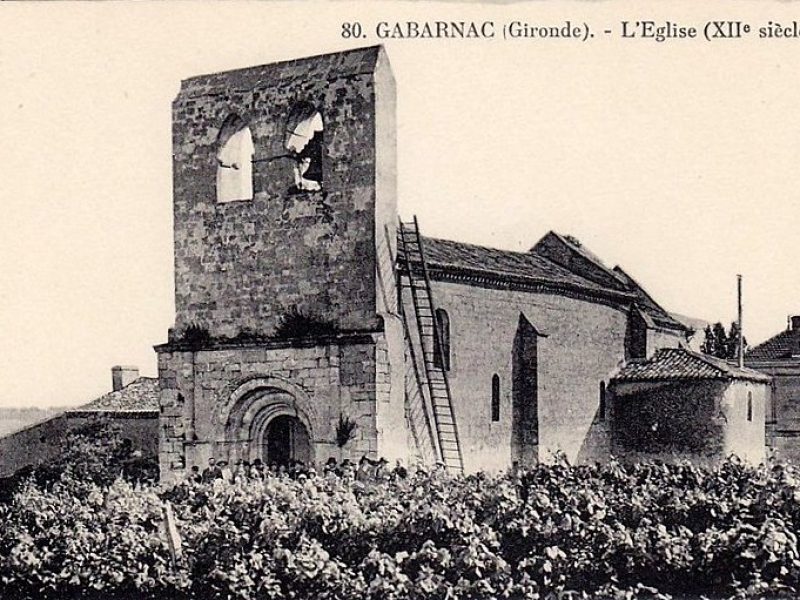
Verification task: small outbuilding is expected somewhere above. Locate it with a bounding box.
[610,348,770,465]
[0,367,158,478]
[746,315,800,462]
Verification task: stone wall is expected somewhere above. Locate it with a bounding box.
[0,413,158,478]
[171,47,394,339]
[721,379,767,464]
[0,414,67,477]
[647,328,685,354]
[422,280,629,472]
[610,379,766,465]
[757,365,800,462]
[157,335,393,483]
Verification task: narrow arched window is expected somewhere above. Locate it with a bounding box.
[599,382,607,421]
[491,374,500,422]
[216,115,254,203]
[285,102,324,192]
[433,308,450,371]
[747,391,753,422]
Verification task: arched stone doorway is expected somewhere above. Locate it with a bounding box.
[220,376,317,466]
[263,415,312,467]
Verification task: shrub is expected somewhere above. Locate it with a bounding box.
[274,306,338,339]
[335,414,358,448]
[2,458,800,598]
[0,420,158,504]
[177,323,211,349]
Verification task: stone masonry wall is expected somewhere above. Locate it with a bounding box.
[424,280,628,472]
[611,380,727,465]
[0,415,67,478]
[754,365,800,462]
[0,413,158,478]
[158,337,382,482]
[171,48,391,338]
[611,379,767,466]
[721,379,767,464]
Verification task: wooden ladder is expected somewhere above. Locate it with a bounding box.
[398,217,464,474]
[382,224,439,465]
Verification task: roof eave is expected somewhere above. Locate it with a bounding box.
[426,262,637,304]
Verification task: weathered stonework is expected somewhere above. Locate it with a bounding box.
[610,379,767,466]
[421,281,629,471]
[171,47,395,338]
[159,47,404,483]
[155,46,762,483]
[157,336,391,478]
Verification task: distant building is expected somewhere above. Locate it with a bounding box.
[670,313,711,353]
[0,367,158,478]
[746,316,800,462]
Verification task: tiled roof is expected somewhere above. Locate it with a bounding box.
[613,267,689,332]
[746,328,800,362]
[416,234,687,332]
[421,236,629,298]
[614,348,771,383]
[67,378,160,414]
[546,232,630,291]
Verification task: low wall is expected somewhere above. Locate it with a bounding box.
[0,412,158,478]
[0,414,69,477]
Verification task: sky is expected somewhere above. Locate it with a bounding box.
[1,2,799,408]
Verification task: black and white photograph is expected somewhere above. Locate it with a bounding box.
[1,2,800,598]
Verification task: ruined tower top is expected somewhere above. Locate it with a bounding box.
[170,46,396,341]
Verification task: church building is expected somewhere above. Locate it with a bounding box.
[155,47,768,483]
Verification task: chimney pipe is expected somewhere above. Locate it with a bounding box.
[112,365,139,391]
[791,316,800,331]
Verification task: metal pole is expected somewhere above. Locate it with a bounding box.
[737,274,744,368]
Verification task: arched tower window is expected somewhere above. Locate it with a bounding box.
[285,102,324,192]
[599,382,607,421]
[216,115,254,203]
[491,374,500,422]
[747,391,753,422]
[433,308,451,371]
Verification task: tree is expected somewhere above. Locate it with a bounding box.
[700,321,748,360]
[711,323,728,359]
[726,321,748,361]
[700,325,716,356]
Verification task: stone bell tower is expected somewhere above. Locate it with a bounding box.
[156,47,406,483]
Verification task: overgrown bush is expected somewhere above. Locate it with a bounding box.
[177,323,212,349]
[274,306,338,340]
[0,420,157,503]
[3,457,800,599]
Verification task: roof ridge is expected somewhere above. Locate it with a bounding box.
[550,231,629,286]
[419,234,638,301]
[421,235,532,258]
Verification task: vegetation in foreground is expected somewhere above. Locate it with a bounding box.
[1,424,799,599]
